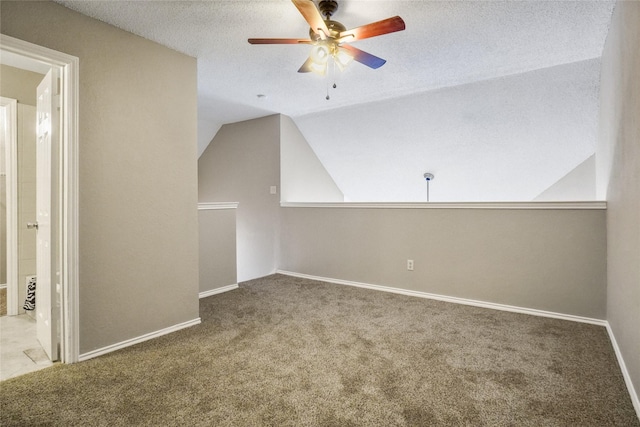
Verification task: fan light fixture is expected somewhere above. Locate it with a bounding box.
[305,2,354,77]
[308,43,353,76]
[309,44,330,75]
[334,47,354,70]
[248,0,405,97]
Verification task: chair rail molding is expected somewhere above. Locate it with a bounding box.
[281,201,607,210]
[198,202,239,210]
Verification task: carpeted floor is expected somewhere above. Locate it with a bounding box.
[0,274,637,426]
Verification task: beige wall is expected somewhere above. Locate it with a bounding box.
[280,207,607,319]
[198,113,607,320]
[198,115,281,282]
[0,65,43,106]
[1,1,200,353]
[599,0,640,410]
[199,207,237,293]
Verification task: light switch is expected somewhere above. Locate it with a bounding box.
[270,186,277,194]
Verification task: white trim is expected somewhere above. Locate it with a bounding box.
[0,97,18,316]
[78,318,201,362]
[1,50,51,74]
[0,284,6,289]
[281,201,607,210]
[60,41,80,365]
[1,35,80,363]
[199,284,239,299]
[606,323,640,418]
[276,270,607,326]
[198,202,239,210]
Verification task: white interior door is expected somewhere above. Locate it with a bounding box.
[0,97,18,316]
[35,69,59,361]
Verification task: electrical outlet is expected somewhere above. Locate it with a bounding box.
[407,259,414,271]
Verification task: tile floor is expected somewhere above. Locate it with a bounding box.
[1,314,54,381]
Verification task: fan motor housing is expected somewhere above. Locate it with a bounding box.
[319,0,339,19]
[309,19,346,41]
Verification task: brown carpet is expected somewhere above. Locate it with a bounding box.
[0,287,6,317]
[1,274,637,426]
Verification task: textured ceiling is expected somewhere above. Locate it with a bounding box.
[56,0,615,201]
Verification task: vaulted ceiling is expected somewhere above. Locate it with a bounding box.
[56,0,615,201]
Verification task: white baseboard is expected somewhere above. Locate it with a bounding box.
[199,284,238,299]
[606,323,640,419]
[276,270,607,326]
[78,318,201,362]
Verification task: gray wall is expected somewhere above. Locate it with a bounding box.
[0,65,43,105]
[279,207,607,319]
[599,0,640,409]
[199,207,237,293]
[198,115,280,282]
[1,1,200,353]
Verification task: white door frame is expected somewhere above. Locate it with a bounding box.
[0,34,79,363]
[0,97,18,316]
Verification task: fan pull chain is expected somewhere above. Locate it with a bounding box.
[333,60,338,90]
[326,60,339,100]
[326,59,334,100]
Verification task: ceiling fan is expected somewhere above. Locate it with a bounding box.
[248,0,405,75]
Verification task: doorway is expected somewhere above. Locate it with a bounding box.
[0,83,53,379]
[0,34,79,366]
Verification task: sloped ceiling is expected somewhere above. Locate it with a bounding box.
[56,0,615,201]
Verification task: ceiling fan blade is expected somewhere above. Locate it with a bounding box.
[248,38,312,44]
[292,0,330,37]
[339,16,405,42]
[341,44,386,69]
[298,57,314,73]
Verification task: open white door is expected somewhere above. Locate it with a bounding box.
[35,69,60,361]
[1,98,19,316]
